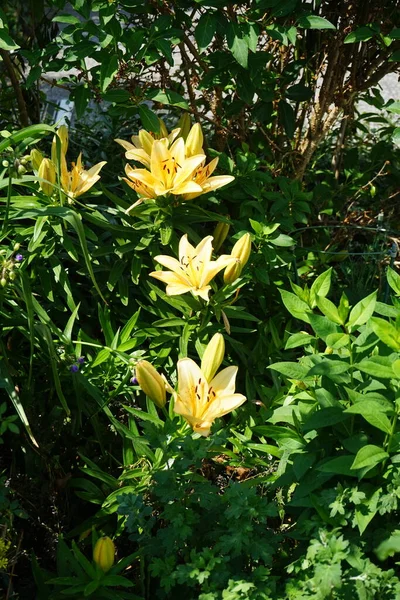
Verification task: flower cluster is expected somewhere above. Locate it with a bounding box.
[135,333,246,437]
[31,125,106,202]
[116,117,234,211]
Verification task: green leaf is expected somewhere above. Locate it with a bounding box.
[298,15,336,30]
[310,268,332,308]
[146,89,189,110]
[317,455,355,476]
[36,324,70,416]
[0,361,38,447]
[279,289,311,323]
[195,12,217,52]
[345,400,392,434]
[269,362,310,380]
[355,488,381,534]
[0,29,20,50]
[344,26,375,43]
[0,124,55,153]
[389,50,400,61]
[387,267,400,295]
[226,22,248,68]
[351,445,388,470]
[308,359,349,377]
[285,332,315,349]
[138,105,160,134]
[371,317,400,351]
[392,127,400,147]
[347,291,377,328]
[303,407,349,432]
[358,356,398,379]
[52,14,81,24]
[74,85,91,119]
[278,100,295,138]
[375,531,400,560]
[316,295,343,325]
[100,54,119,92]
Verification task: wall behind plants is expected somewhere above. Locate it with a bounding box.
[0,1,400,599]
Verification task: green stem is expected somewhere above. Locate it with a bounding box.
[1,166,12,236]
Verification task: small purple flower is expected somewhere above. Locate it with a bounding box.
[77,356,85,364]
[15,254,23,262]
[70,364,79,373]
[130,377,138,385]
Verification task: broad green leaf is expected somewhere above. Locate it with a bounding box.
[357,356,398,379]
[278,100,295,138]
[345,400,392,434]
[309,313,340,340]
[52,14,81,24]
[146,89,189,110]
[0,361,38,446]
[0,124,55,153]
[387,267,400,295]
[74,85,91,119]
[100,54,119,92]
[392,128,400,148]
[308,359,349,377]
[195,12,217,52]
[316,295,343,325]
[317,455,355,476]
[347,290,377,329]
[0,29,20,50]
[375,531,400,560]
[298,15,336,30]
[309,268,332,308]
[303,407,349,432]
[371,317,400,351]
[279,289,311,323]
[269,361,310,380]
[285,332,315,349]
[344,26,375,43]
[351,445,388,470]
[325,333,350,349]
[226,22,248,68]
[355,488,381,534]
[138,105,160,133]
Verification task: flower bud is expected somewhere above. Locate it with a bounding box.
[38,158,56,196]
[17,165,27,175]
[213,221,230,252]
[201,333,225,382]
[223,258,241,284]
[177,113,191,141]
[9,271,16,281]
[0,278,7,287]
[231,233,251,267]
[30,149,44,171]
[2,160,9,168]
[52,125,69,164]
[135,360,166,408]
[13,243,20,251]
[185,123,203,157]
[158,118,168,139]
[93,537,115,573]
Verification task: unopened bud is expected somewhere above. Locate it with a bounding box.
[13,243,20,251]
[2,160,9,168]
[52,125,69,164]
[8,271,16,281]
[185,123,203,157]
[223,258,242,284]
[20,157,28,166]
[158,118,168,139]
[38,158,56,196]
[0,278,7,287]
[213,221,230,252]
[231,233,251,267]
[30,149,44,171]
[201,333,225,382]
[17,165,27,175]
[135,360,166,408]
[177,113,191,140]
[93,537,115,573]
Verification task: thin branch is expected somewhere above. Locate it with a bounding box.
[0,50,29,127]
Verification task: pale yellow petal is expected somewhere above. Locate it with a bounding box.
[199,254,235,288]
[165,283,196,296]
[139,130,155,155]
[173,154,206,187]
[154,254,189,278]
[178,234,197,263]
[125,148,151,168]
[86,161,106,178]
[192,286,211,301]
[150,268,192,288]
[173,180,203,196]
[202,392,247,422]
[115,138,135,152]
[201,175,235,194]
[176,358,208,417]
[169,137,185,167]
[124,167,158,189]
[209,366,238,396]
[151,140,169,187]
[186,123,204,157]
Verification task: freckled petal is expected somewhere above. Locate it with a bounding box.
[173,154,206,187]
[75,174,101,196]
[168,127,181,144]
[210,366,238,396]
[154,255,188,277]
[125,167,158,189]
[151,140,169,184]
[169,137,185,166]
[204,157,219,177]
[179,234,196,263]
[176,358,208,417]
[202,393,247,422]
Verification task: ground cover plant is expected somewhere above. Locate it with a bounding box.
[1,0,400,598]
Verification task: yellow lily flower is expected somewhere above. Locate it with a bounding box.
[174,355,246,437]
[60,153,106,200]
[182,157,234,201]
[150,234,235,301]
[124,138,206,200]
[115,118,181,168]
